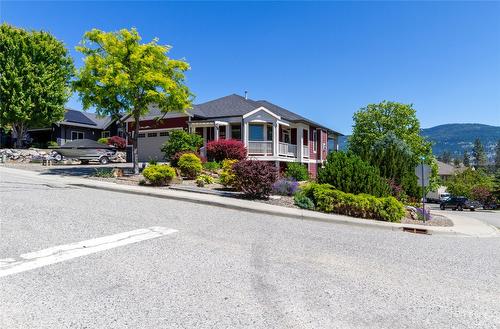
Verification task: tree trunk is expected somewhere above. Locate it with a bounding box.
[133,114,140,175]
[12,123,26,149]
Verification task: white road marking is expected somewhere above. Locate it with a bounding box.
[0,226,177,278]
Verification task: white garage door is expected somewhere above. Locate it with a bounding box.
[138,131,170,162]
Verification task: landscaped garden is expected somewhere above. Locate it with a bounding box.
[84,129,454,226]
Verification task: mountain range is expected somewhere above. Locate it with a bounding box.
[338,123,500,162]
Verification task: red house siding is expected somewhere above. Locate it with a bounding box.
[126,116,189,144]
[308,162,317,178]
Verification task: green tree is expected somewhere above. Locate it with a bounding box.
[349,101,432,160]
[453,158,460,167]
[368,133,418,197]
[463,150,471,167]
[161,130,203,160]
[495,140,500,170]
[348,101,436,196]
[472,138,487,168]
[73,28,192,174]
[444,168,493,199]
[440,151,452,164]
[317,151,391,197]
[0,24,74,148]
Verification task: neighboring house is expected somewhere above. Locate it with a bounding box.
[28,109,124,146]
[126,94,343,176]
[436,160,465,182]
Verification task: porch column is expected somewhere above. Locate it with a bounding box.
[214,123,219,141]
[273,122,279,157]
[203,127,207,145]
[243,122,249,147]
[297,126,303,161]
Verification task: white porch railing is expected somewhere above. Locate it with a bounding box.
[279,142,297,157]
[302,145,309,158]
[248,141,273,155]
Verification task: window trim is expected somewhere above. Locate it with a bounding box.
[71,131,84,140]
[313,130,317,153]
[101,131,110,138]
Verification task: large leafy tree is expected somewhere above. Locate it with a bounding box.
[0,24,74,148]
[348,101,436,195]
[73,28,192,174]
[472,138,487,168]
[368,133,419,197]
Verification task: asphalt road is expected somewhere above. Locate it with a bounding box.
[427,203,500,228]
[1,171,499,328]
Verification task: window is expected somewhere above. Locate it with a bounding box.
[282,128,290,144]
[267,125,273,141]
[137,133,145,138]
[219,126,226,139]
[313,130,317,153]
[159,131,169,137]
[147,132,157,137]
[101,131,110,138]
[231,125,241,140]
[117,128,124,138]
[71,131,84,140]
[249,124,264,141]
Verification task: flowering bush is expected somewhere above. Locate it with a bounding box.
[178,153,203,179]
[471,186,492,204]
[233,160,278,199]
[415,207,432,221]
[272,178,299,196]
[206,139,247,162]
[108,136,126,149]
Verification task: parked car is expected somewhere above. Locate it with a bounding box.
[440,196,478,211]
[51,139,116,165]
[482,202,498,210]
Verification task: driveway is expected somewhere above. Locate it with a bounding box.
[1,171,500,328]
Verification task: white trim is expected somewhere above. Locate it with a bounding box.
[138,127,183,134]
[242,106,281,120]
[276,120,290,127]
[313,130,318,153]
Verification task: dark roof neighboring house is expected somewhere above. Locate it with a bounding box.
[58,109,115,130]
[146,94,342,135]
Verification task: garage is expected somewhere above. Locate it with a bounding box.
[137,130,171,162]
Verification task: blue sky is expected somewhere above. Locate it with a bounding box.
[1,1,499,134]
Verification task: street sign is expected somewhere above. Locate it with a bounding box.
[415,164,431,187]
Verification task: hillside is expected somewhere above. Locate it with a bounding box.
[421,124,500,160]
[338,123,500,162]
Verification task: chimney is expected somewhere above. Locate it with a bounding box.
[244,91,248,100]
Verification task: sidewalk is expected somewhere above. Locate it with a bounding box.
[2,166,498,238]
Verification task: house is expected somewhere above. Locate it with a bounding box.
[126,94,343,176]
[28,109,124,146]
[436,160,465,182]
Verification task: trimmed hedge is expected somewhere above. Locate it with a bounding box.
[302,183,405,222]
[142,164,176,186]
[317,151,391,197]
[178,153,202,179]
[206,139,247,162]
[233,160,278,199]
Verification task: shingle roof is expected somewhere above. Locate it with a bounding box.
[61,109,114,129]
[190,94,342,135]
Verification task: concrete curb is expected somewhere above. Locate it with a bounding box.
[2,166,499,238]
